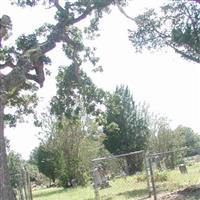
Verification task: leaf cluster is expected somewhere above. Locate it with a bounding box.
[51,65,105,120]
[129,0,200,63]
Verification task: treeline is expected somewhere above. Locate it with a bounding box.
[8,66,200,188]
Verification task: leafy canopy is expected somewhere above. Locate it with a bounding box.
[0,0,128,125]
[103,85,150,154]
[129,0,200,63]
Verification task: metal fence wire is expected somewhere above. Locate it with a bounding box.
[92,147,200,200]
[149,147,200,200]
[92,150,151,200]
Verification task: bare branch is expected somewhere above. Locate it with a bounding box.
[173,47,200,63]
[115,0,134,21]
[53,0,65,12]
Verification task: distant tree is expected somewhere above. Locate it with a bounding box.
[148,117,186,169]
[174,125,200,156]
[50,65,105,121]
[29,147,39,166]
[36,145,62,185]
[103,85,150,174]
[148,117,184,153]
[46,62,110,186]
[36,116,102,187]
[7,151,24,188]
[129,0,200,64]
[25,163,48,185]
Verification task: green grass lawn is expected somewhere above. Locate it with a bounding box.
[156,162,200,194]
[33,162,200,200]
[33,176,148,200]
[33,186,95,200]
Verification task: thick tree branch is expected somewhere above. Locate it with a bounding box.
[0,61,15,70]
[53,0,65,12]
[115,0,134,21]
[39,5,97,54]
[3,1,114,94]
[62,33,83,50]
[68,6,95,25]
[25,73,38,82]
[173,47,200,63]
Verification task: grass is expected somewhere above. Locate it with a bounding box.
[99,176,148,200]
[33,162,200,200]
[33,176,148,200]
[33,186,95,200]
[156,162,200,193]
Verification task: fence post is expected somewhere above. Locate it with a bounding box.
[22,169,28,200]
[92,161,100,200]
[18,174,24,200]
[144,153,151,197]
[25,168,33,200]
[148,156,157,200]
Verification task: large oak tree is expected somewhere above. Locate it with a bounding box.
[0,0,128,199]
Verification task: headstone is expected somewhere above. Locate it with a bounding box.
[94,165,109,189]
[179,164,187,174]
[155,156,162,170]
[94,167,103,187]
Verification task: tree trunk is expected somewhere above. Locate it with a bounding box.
[0,96,14,200]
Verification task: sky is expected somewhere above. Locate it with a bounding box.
[2,0,200,159]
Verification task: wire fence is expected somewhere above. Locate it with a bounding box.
[92,150,151,200]
[149,147,200,200]
[91,147,200,200]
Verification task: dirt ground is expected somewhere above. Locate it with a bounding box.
[155,185,200,200]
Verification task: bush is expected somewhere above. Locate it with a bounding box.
[154,171,168,182]
[136,173,147,182]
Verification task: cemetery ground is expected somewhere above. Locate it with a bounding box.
[32,161,200,200]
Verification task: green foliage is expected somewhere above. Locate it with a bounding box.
[26,163,49,185]
[51,65,105,120]
[154,170,168,182]
[148,117,185,153]
[4,83,39,127]
[7,151,24,188]
[16,34,38,51]
[11,0,41,7]
[129,0,200,63]
[103,85,150,174]
[51,118,101,187]
[174,126,200,156]
[136,173,146,182]
[2,0,128,126]
[136,170,168,183]
[33,109,104,187]
[103,85,150,154]
[36,145,63,183]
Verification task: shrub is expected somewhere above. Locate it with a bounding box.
[136,173,147,182]
[154,171,168,182]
